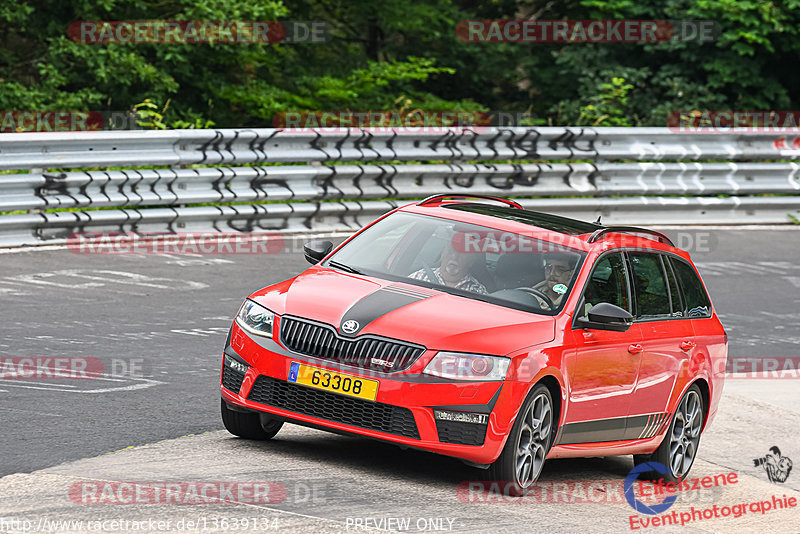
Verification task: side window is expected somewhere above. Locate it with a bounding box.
[579,253,629,319]
[628,253,671,319]
[664,257,684,317]
[670,258,712,318]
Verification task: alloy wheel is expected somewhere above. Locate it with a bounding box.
[668,390,702,478]
[515,392,552,487]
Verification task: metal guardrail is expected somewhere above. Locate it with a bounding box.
[1,127,799,247]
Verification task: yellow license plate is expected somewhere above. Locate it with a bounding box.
[287,362,378,401]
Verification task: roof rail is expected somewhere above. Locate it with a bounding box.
[587,226,674,246]
[417,194,523,210]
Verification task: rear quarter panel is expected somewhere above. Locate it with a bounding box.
[690,312,727,428]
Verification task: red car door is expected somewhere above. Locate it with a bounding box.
[623,252,694,440]
[559,251,643,445]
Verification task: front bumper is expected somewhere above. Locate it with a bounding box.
[220,320,528,465]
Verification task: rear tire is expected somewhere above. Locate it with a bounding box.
[488,384,555,496]
[221,399,283,440]
[633,384,704,483]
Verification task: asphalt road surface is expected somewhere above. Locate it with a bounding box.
[0,228,798,533]
[0,380,798,533]
[1,229,798,476]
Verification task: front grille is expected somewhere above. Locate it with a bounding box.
[436,420,488,446]
[280,317,425,372]
[248,376,420,439]
[221,364,246,394]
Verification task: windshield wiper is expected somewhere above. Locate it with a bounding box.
[328,260,364,275]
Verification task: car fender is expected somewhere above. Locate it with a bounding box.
[662,329,716,408]
[665,367,708,427]
[248,277,297,316]
[492,351,566,455]
[508,345,567,405]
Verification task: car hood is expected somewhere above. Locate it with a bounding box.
[251,267,555,356]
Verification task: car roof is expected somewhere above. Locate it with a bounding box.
[398,195,690,258]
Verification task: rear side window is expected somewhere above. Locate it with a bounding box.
[628,253,671,319]
[579,252,630,319]
[670,258,712,318]
[664,257,684,317]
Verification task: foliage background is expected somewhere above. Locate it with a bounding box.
[1,0,798,128]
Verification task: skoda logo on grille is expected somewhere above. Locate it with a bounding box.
[341,320,360,334]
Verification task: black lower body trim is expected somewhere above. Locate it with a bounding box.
[223,397,444,460]
[221,364,246,395]
[247,376,420,439]
[436,419,487,446]
[555,412,671,445]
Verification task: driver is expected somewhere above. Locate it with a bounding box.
[531,253,576,308]
[409,240,487,294]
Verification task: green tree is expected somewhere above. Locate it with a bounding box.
[2,0,799,129]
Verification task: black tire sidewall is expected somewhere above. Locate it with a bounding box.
[489,383,555,495]
[221,399,282,440]
[650,383,704,483]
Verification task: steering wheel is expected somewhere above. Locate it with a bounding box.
[514,287,555,310]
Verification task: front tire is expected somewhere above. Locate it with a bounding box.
[221,399,283,440]
[634,384,704,483]
[488,384,555,496]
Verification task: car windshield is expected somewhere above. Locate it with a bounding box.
[325,212,586,315]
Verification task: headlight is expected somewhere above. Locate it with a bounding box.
[236,300,275,337]
[423,352,510,381]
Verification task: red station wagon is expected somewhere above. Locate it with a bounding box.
[220,194,727,495]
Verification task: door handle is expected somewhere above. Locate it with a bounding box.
[680,341,696,352]
[628,344,643,355]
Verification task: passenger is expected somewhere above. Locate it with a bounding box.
[409,241,488,294]
[532,253,576,307]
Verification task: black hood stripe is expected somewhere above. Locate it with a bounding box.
[340,285,433,336]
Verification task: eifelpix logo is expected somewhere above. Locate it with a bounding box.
[753,446,793,483]
[625,463,678,515]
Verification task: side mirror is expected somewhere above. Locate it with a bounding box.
[303,239,333,265]
[578,302,633,332]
